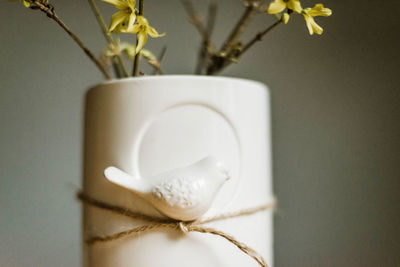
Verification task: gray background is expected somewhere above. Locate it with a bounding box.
[1,0,399,266]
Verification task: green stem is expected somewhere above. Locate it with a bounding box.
[133,53,140,77]
[88,0,111,43]
[132,0,144,76]
[87,0,128,78]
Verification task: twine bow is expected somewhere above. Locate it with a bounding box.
[78,192,275,267]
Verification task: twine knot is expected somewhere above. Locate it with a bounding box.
[178,221,190,234]
[78,192,276,267]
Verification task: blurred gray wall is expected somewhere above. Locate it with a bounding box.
[1,0,399,266]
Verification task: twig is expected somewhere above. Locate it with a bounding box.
[180,0,208,39]
[138,0,144,15]
[219,0,260,54]
[88,0,128,78]
[206,0,263,75]
[195,1,217,74]
[206,3,217,38]
[32,1,111,79]
[241,19,282,55]
[208,19,283,75]
[180,0,217,74]
[132,0,144,76]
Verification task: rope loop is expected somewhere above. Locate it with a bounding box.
[78,192,276,267]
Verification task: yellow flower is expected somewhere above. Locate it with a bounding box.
[126,16,165,54]
[102,0,137,33]
[302,4,332,35]
[104,39,136,60]
[112,20,129,34]
[282,13,290,24]
[9,0,31,8]
[268,0,302,14]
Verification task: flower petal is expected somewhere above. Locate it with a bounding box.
[135,32,148,54]
[22,0,30,8]
[287,0,302,13]
[309,4,332,17]
[303,15,313,35]
[267,0,286,14]
[310,19,323,35]
[304,14,323,35]
[125,24,140,34]
[113,23,125,34]
[282,13,290,24]
[136,16,148,25]
[109,11,128,32]
[120,42,136,59]
[126,13,136,32]
[127,0,136,10]
[140,49,156,60]
[147,26,165,38]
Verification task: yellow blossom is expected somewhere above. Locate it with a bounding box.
[105,39,124,57]
[268,0,302,14]
[282,13,290,24]
[102,0,137,32]
[9,0,31,8]
[104,40,158,69]
[302,4,332,35]
[112,20,129,34]
[105,40,136,59]
[125,16,165,54]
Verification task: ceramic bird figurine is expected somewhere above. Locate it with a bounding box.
[104,156,230,221]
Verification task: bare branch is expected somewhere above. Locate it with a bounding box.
[208,19,282,75]
[180,0,208,39]
[195,1,217,74]
[241,19,282,55]
[32,1,111,79]
[219,0,262,54]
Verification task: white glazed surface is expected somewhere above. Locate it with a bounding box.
[83,76,273,267]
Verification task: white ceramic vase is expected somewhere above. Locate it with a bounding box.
[83,76,273,267]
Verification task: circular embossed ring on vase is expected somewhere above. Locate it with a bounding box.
[83,75,273,267]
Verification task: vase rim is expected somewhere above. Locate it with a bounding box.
[89,75,266,90]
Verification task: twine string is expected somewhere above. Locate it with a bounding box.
[78,192,275,267]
